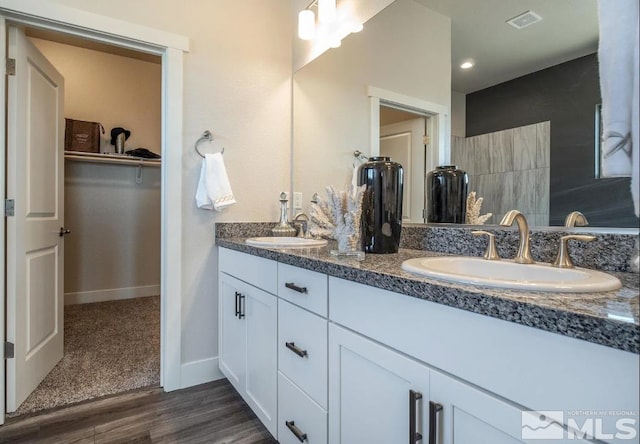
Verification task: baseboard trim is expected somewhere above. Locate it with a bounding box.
[181,357,224,389]
[64,284,161,305]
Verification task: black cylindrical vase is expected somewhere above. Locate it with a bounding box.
[358,156,403,254]
[426,165,468,224]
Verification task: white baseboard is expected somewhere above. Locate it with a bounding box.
[181,357,225,389]
[64,284,160,305]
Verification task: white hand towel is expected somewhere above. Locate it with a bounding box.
[597,0,638,181]
[195,153,236,211]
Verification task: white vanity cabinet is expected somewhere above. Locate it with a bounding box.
[218,248,638,444]
[277,264,329,444]
[328,323,430,443]
[328,323,543,444]
[218,249,278,437]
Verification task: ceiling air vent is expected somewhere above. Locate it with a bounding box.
[506,10,543,30]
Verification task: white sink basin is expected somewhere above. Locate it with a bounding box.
[246,237,328,248]
[401,256,622,293]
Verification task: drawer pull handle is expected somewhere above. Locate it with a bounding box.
[285,282,308,294]
[285,342,308,358]
[234,291,240,318]
[238,294,245,319]
[428,400,443,444]
[409,390,423,443]
[285,420,308,442]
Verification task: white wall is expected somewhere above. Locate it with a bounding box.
[63,162,161,304]
[43,0,293,382]
[451,90,466,137]
[293,0,451,210]
[30,38,162,154]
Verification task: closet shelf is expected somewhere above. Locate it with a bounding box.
[64,151,161,168]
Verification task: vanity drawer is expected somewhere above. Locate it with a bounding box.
[278,263,328,316]
[219,248,277,294]
[278,372,327,444]
[278,299,327,408]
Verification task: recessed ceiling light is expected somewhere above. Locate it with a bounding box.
[460,61,474,69]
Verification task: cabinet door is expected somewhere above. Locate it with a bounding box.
[329,324,430,444]
[244,283,278,437]
[218,273,246,393]
[430,370,589,444]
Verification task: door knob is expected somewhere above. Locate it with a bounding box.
[59,227,71,237]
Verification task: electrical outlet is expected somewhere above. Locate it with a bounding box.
[293,192,303,210]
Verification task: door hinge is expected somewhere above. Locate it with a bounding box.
[423,135,430,145]
[5,199,15,217]
[6,58,16,76]
[4,341,15,360]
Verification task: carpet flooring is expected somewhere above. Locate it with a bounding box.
[10,296,160,417]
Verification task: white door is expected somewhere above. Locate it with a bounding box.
[381,117,428,223]
[244,284,277,437]
[218,272,277,438]
[328,324,430,444]
[5,26,65,412]
[218,273,247,392]
[430,370,590,444]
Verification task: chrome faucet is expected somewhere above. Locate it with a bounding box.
[564,211,589,228]
[499,210,534,264]
[292,212,310,238]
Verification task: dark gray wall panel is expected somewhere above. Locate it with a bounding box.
[466,53,637,227]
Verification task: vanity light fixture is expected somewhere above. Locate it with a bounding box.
[297,0,363,46]
[460,61,474,69]
[298,9,316,40]
[318,0,337,23]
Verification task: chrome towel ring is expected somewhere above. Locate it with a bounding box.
[195,130,225,158]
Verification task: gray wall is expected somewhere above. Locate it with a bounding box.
[452,122,550,226]
[466,53,637,227]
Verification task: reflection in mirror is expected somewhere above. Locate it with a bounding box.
[293,0,451,222]
[379,105,429,223]
[292,0,639,229]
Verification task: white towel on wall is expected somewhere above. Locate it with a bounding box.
[195,153,236,211]
[597,0,640,216]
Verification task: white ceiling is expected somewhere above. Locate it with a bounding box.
[417,0,599,94]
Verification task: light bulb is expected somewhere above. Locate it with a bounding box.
[318,0,337,23]
[298,10,315,40]
[351,22,364,33]
[460,61,474,69]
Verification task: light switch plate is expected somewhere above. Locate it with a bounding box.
[293,192,303,210]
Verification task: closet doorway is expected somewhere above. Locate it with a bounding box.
[6,26,162,417]
[0,4,187,425]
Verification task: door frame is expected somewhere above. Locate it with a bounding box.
[0,0,189,423]
[368,86,450,167]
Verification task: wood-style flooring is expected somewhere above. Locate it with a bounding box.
[0,379,277,444]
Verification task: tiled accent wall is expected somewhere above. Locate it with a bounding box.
[451,121,550,226]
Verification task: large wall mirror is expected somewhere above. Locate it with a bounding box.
[292,0,639,229]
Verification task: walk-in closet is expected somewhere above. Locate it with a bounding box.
[9,28,162,416]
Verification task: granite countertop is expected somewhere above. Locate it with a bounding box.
[216,237,640,354]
